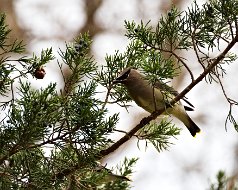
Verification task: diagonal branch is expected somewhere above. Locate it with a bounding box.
[99,34,238,158]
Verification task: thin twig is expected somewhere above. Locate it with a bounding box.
[150,45,195,81]
[215,73,238,130]
[114,129,140,138]
[100,84,113,111]
[191,31,206,70]
[227,18,234,40]
[170,51,195,81]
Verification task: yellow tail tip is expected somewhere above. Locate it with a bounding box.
[193,130,201,138]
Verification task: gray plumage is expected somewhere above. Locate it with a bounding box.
[113,68,200,137]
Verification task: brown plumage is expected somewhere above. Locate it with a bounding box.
[113,68,200,137]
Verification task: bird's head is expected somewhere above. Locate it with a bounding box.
[113,67,142,85]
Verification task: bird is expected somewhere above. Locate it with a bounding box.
[113,67,200,137]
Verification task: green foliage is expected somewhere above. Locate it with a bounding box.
[101,158,137,190]
[209,170,238,190]
[1,0,238,189]
[210,171,227,190]
[0,13,134,189]
[0,13,25,97]
[0,13,25,54]
[24,48,55,73]
[0,82,61,153]
[138,119,180,152]
[60,34,96,79]
[141,49,180,83]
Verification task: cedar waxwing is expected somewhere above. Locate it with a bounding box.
[113,68,200,137]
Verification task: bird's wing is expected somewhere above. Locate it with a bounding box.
[154,80,195,110]
[184,106,194,111]
[154,80,179,96]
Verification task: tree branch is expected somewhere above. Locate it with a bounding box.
[50,31,238,183]
[99,34,238,158]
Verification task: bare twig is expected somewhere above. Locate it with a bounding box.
[216,74,237,105]
[216,74,238,130]
[170,51,195,81]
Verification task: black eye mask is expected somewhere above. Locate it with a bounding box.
[116,69,131,81]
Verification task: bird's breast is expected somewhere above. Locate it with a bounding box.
[127,86,166,113]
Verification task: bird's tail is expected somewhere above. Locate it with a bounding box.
[183,115,200,137]
[170,104,201,137]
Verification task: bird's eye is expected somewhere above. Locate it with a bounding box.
[116,69,131,80]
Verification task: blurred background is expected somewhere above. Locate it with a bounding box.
[1,0,238,189]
